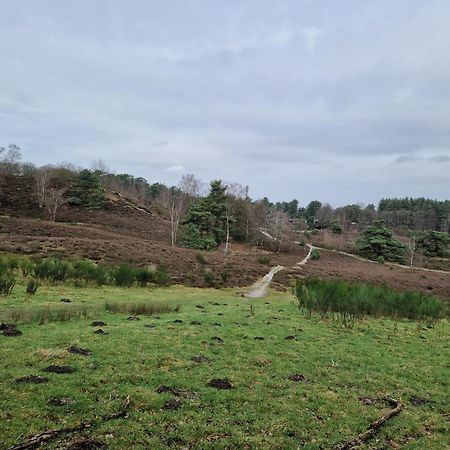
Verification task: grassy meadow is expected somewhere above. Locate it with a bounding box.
[0,283,449,449]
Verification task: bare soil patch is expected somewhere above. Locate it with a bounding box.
[207,379,234,390]
[43,365,76,374]
[15,375,49,384]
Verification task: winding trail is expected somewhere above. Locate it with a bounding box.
[244,230,449,298]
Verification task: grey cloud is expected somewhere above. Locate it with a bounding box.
[0,0,449,205]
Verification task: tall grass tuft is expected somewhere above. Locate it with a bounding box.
[105,301,180,316]
[294,278,448,324]
[1,304,97,324]
[25,279,39,295]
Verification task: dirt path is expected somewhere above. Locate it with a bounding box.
[244,230,449,298]
[313,245,450,276]
[244,265,284,298]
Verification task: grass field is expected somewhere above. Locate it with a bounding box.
[1,284,449,449]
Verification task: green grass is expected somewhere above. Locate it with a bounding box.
[0,284,449,449]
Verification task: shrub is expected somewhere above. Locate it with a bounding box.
[310,249,320,260]
[33,258,72,283]
[154,265,171,286]
[20,259,34,277]
[26,279,39,295]
[220,270,230,282]
[203,270,215,286]
[294,278,447,324]
[0,273,16,295]
[6,256,19,271]
[331,221,343,234]
[257,255,271,265]
[113,265,136,287]
[195,253,208,264]
[377,255,385,264]
[135,267,155,286]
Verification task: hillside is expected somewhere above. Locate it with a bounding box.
[1,175,449,299]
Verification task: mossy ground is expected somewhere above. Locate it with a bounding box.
[1,284,449,449]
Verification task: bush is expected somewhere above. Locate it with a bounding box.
[33,258,72,283]
[20,259,34,277]
[310,249,320,260]
[220,270,230,282]
[195,254,208,264]
[331,221,343,234]
[294,278,447,324]
[203,270,215,286]
[377,255,385,264]
[135,267,154,286]
[0,273,16,295]
[26,279,39,295]
[113,265,136,287]
[154,265,171,286]
[257,255,271,265]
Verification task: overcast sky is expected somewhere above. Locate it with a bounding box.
[1,1,449,205]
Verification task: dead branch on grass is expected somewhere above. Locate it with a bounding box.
[8,396,131,450]
[332,399,403,450]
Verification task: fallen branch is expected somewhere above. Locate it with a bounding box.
[8,395,131,450]
[332,399,403,450]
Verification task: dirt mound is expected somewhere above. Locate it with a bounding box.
[15,375,49,384]
[164,399,182,410]
[67,346,91,356]
[43,365,76,374]
[1,323,22,336]
[93,329,108,334]
[191,355,210,363]
[207,379,234,390]
[288,374,307,382]
[48,397,75,406]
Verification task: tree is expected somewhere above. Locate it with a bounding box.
[182,180,228,250]
[416,231,450,257]
[46,186,67,222]
[35,167,49,208]
[0,144,22,175]
[68,169,106,208]
[356,220,405,262]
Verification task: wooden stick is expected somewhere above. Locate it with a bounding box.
[332,399,403,450]
[8,396,131,450]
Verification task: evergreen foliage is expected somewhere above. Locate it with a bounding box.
[182,180,227,250]
[68,169,106,208]
[416,231,450,257]
[357,220,405,262]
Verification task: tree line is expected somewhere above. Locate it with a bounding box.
[1,144,449,255]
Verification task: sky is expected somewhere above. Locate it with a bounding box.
[1,0,449,206]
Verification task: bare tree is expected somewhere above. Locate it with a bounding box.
[266,209,290,254]
[0,144,22,175]
[406,233,419,268]
[46,187,67,222]
[35,168,49,208]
